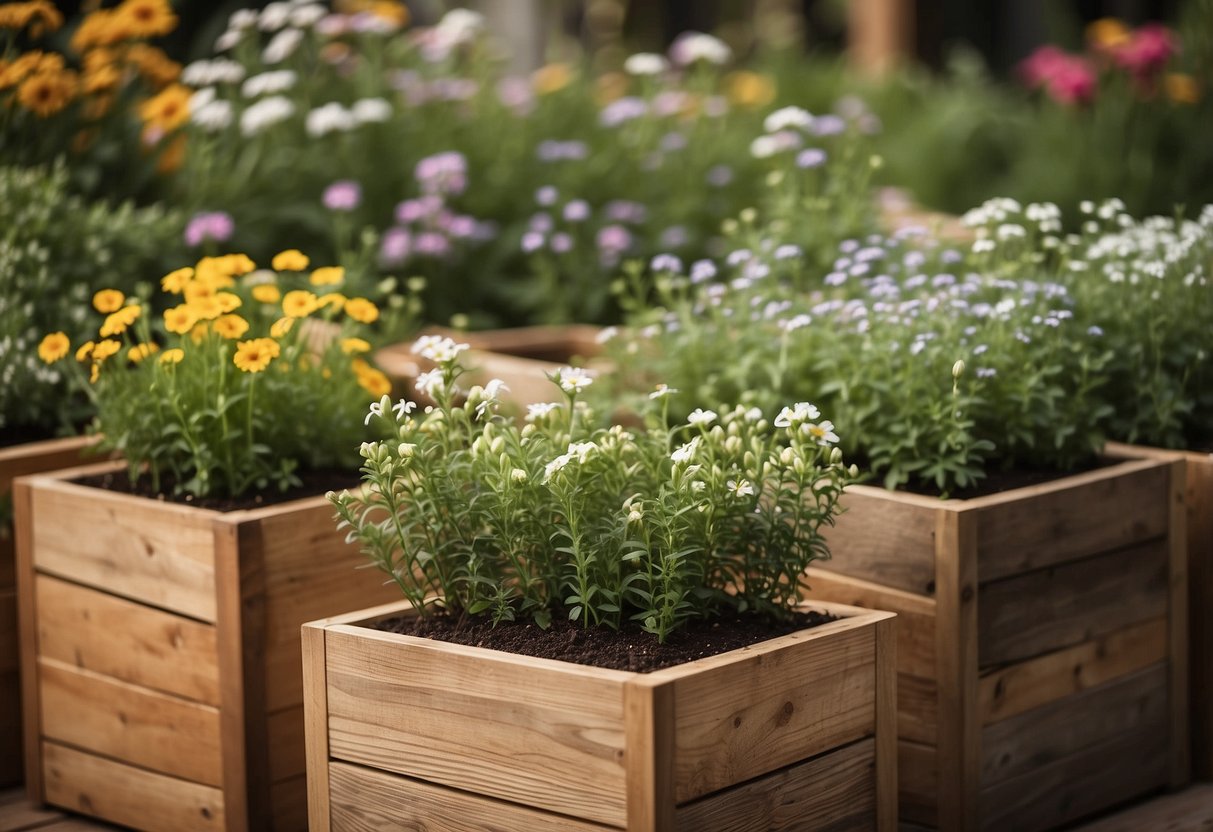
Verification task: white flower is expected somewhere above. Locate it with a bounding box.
[415,368,444,398]
[781,314,812,333]
[526,402,561,422]
[727,479,754,498]
[802,420,840,446]
[412,335,468,363]
[483,378,509,400]
[290,3,326,28]
[397,443,416,457]
[691,480,706,492]
[364,399,385,425]
[392,399,415,419]
[511,468,528,483]
[764,106,813,133]
[774,402,820,428]
[352,97,392,124]
[188,86,215,111]
[557,367,594,394]
[242,70,298,98]
[191,99,234,131]
[624,52,668,76]
[671,436,700,464]
[240,96,296,136]
[649,383,678,400]
[750,135,779,159]
[306,102,355,137]
[687,408,717,426]
[544,453,572,481]
[182,59,246,87]
[669,31,732,66]
[263,28,304,64]
[259,2,293,30]
[215,30,242,52]
[229,9,258,29]
[595,326,618,344]
[743,406,763,422]
[567,441,598,463]
[627,507,643,524]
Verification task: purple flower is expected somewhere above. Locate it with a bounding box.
[1088,325,1104,336]
[563,200,590,222]
[597,224,632,267]
[415,151,468,196]
[810,115,846,136]
[184,211,234,247]
[599,96,647,127]
[550,232,573,253]
[690,259,717,283]
[796,148,827,169]
[660,226,689,248]
[706,165,734,187]
[536,140,589,162]
[529,212,554,233]
[323,180,362,212]
[604,200,647,224]
[660,131,687,152]
[521,231,546,253]
[497,76,535,114]
[535,186,558,206]
[446,215,477,238]
[650,254,683,273]
[774,244,802,260]
[415,231,451,257]
[379,227,411,266]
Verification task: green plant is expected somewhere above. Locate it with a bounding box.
[330,335,855,642]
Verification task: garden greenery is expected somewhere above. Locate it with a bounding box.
[38,249,414,499]
[330,336,856,642]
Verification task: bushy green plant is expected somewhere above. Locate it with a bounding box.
[330,336,855,642]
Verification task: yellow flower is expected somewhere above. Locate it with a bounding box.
[164,304,197,334]
[270,317,295,338]
[317,292,347,310]
[92,289,125,313]
[533,63,573,95]
[82,62,120,94]
[116,0,177,38]
[38,331,70,363]
[1086,17,1131,50]
[17,69,78,117]
[252,284,281,304]
[0,2,63,35]
[344,297,379,323]
[125,45,181,88]
[340,337,372,355]
[272,249,310,271]
[138,83,190,132]
[99,304,141,337]
[0,52,39,89]
[217,253,255,276]
[75,340,96,362]
[233,338,278,373]
[309,266,345,286]
[159,348,184,365]
[217,292,243,312]
[282,290,319,318]
[70,10,125,52]
[92,339,122,361]
[89,363,100,384]
[189,295,223,321]
[213,314,250,340]
[157,133,186,174]
[356,366,392,397]
[127,342,160,363]
[190,322,210,343]
[724,71,775,108]
[161,267,193,293]
[1165,73,1200,105]
[193,257,237,289]
[594,71,629,105]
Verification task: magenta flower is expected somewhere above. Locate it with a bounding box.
[184,211,234,247]
[379,227,411,267]
[323,180,362,212]
[1019,46,1096,105]
[1114,24,1177,79]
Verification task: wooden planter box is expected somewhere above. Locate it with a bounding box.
[303,599,898,831]
[375,325,605,412]
[1105,443,1213,782]
[13,461,400,832]
[802,455,1189,831]
[0,435,99,787]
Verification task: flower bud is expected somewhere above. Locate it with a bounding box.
[952,359,965,379]
[780,447,795,465]
[398,443,416,457]
[849,464,859,478]
[829,447,843,465]
[511,468,527,483]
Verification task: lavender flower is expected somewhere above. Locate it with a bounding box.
[379,227,411,266]
[323,180,362,212]
[651,254,684,274]
[563,200,591,222]
[796,148,827,169]
[415,151,468,197]
[184,212,235,247]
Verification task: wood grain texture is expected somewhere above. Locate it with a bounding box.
[898,739,938,828]
[34,575,220,705]
[267,705,306,783]
[875,618,898,831]
[41,741,224,832]
[675,738,877,832]
[326,761,615,832]
[623,680,675,831]
[1166,457,1190,788]
[268,775,307,832]
[978,537,1169,667]
[818,486,940,595]
[301,625,331,832]
[1187,455,1213,780]
[970,458,1169,583]
[1071,782,1213,831]
[324,625,630,827]
[29,475,218,621]
[978,618,1168,726]
[847,0,913,73]
[0,436,99,498]
[13,480,41,802]
[669,621,876,803]
[38,658,223,787]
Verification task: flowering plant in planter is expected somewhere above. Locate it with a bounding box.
[330,336,856,641]
[38,248,405,499]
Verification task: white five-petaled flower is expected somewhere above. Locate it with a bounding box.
[743,406,763,422]
[774,401,820,428]
[624,52,669,76]
[415,369,444,398]
[558,367,594,393]
[526,402,562,422]
[364,400,385,425]
[393,399,415,419]
[802,420,840,446]
[649,383,678,399]
[687,408,717,426]
[412,335,469,363]
[671,436,700,464]
[483,378,509,400]
[727,479,755,498]
[544,453,572,481]
[763,106,813,133]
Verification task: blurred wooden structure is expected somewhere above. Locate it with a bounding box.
[848,0,913,73]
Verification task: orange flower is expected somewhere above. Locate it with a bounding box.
[0,52,40,89]
[161,267,193,294]
[309,266,345,286]
[252,284,281,304]
[91,339,122,361]
[213,314,250,339]
[70,10,130,51]
[532,63,573,95]
[1165,73,1200,105]
[139,83,190,132]
[189,295,223,321]
[37,331,70,363]
[272,249,309,271]
[92,289,125,313]
[99,304,142,337]
[0,2,63,35]
[81,62,120,94]
[343,297,379,324]
[127,342,160,363]
[340,337,371,355]
[724,70,775,108]
[356,366,391,397]
[270,317,295,338]
[1086,18,1131,51]
[17,69,78,117]
[125,43,180,88]
[233,338,279,373]
[317,292,347,310]
[282,290,319,318]
[164,304,198,334]
[217,292,242,313]
[75,340,96,362]
[217,253,255,276]
[115,0,176,38]
[159,348,184,365]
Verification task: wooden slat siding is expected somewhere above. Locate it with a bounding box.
[978,714,1170,831]
[675,738,878,831]
[898,740,938,828]
[1072,782,1213,831]
[13,480,42,803]
[623,679,675,831]
[977,537,1169,667]
[970,458,1168,583]
[875,617,898,831]
[266,705,305,783]
[978,618,1168,726]
[980,663,1169,787]
[324,625,631,828]
[38,658,222,787]
[668,621,877,803]
[301,625,331,832]
[1166,457,1190,788]
[818,487,940,595]
[0,589,15,673]
[0,536,12,604]
[268,775,307,832]
[326,761,616,832]
[0,674,20,785]
[29,474,219,622]
[0,437,99,498]
[34,576,220,706]
[897,673,938,746]
[41,742,224,832]
[934,509,979,831]
[1189,455,1213,780]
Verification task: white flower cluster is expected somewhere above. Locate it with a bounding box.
[750,106,813,159]
[669,31,732,66]
[306,98,393,137]
[412,334,470,363]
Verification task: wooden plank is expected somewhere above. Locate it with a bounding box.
[324,625,630,827]
[269,775,307,832]
[933,510,979,830]
[1189,456,1213,781]
[1166,459,1190,788]
[13,480,42,803]
[38,658,223,787]
[0,785,69,829]
[34,575,220,706]
[898,739,938,828]
[327,761,614,832]
[0,437,99,498]
[669,621,876,803]
[0,672,20,786]
[978,538,1169,667]
[978,618,1168,726]
[818,487,940,596]
[458,324,604,362]
[875,618,898,831]
[848,0,913,74]
[971,458,1169,582]
[1072,782,1213,831]
[623,679,674,831]
[0,588,16,673]
[41,741,224,832]
[302,624,331,832]
[29,477,218,622]
[267,706,305,783]
[675,737,877,831]
[897,673,938,746]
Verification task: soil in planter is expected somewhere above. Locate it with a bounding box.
[73,468,357,512]
[891,456,1119,500]
[377,608,836,672]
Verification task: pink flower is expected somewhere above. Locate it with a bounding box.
[184,211,235,247]
[1114,24,1177,79]
[323,180,362,211]
[1019,46,1096,105]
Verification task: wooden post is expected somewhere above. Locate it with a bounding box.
[301,625,330,832]
[1168,459,1191,787]
[623,678,676,831]
[848,0,914,74]
[13,480,41,804]
[875,616,899,831]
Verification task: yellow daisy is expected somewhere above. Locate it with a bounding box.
[92,289,125,313]
[127,342,160,363]
[270,317,295,338]
[99,304,141,337]
[282,290,319,318]
[164,304,197,334]
[161,267,193,294]
[159,348,184,365]
[252,284,281,304]
[213,314,250,340]
[344,297,379,324]
[340,337,372,355]
[272,249,309,271]
[37,331,70,363]
[309,266,345,286]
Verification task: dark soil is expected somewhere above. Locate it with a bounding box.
[73,468,357,512]
[376,608,836,673]
[897,456,1119,500]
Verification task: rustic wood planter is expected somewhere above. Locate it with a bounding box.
[303,599,898,831]
[13,461,400,832]
[0,435,99,787]
[1105,443,1213,782]
[802,455,1189,831]
[375,324,605,412]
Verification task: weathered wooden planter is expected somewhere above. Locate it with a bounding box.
[375,324,605,412]
[1105,443,1213,782]
[802,455,1189,831]
[14,461,399,832]
[0,435,99,787]
[303,599,898,831]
